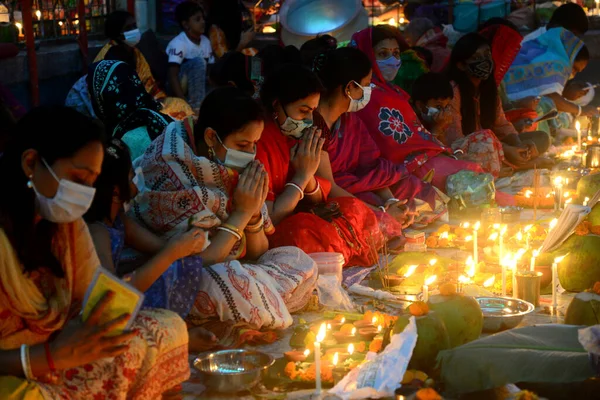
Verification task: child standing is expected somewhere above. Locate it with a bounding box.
[167,1,214,114]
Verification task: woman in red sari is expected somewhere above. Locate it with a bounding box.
[256,63,389,267]
[310,46,447,225]
[352,26,484,191]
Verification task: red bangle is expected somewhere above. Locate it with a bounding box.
[44,342,56,372]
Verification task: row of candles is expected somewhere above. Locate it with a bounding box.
[13,10,82,39]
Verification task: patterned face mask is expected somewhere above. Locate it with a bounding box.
[466,57,494,81]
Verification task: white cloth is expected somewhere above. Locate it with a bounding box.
[166,32,214,65]
[522,27,546,43]
[348,284,399,301]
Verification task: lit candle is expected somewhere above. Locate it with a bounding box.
[465,255,475,279]
[524,225,533,249]
[596,0,599,15]
[422,275,437,302]
[332,352,339,367]
[552,255,566,311]
[584,197,590,207]
[499,225,506,268]
[483,275,495,288]
[458,275,469,293]
[15,22,23,39]
[577,121,582,152]
[501,254,509,297]
[429,259,437,267]
[314,323,326,395]
[530,249,539,272]
[473,221,480,267]
[549,218,558,232]
[403,265,417,278]
[35,10,44,37]
[511,256,518,298]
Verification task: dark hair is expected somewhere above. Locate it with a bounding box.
[372,25,409,52]
[447,33,497,136]
[104,43,136,67]
[521,131,551,155]
[260,63,324,111]
[548,3,588,35]
[575,44,590,63]
[175,1,204,29]
[478,17,519,32]
[412,46,433,69]
[207,0,244,51]
[412,72,453,103]
[105,10,133,42]
[403,3,420,21]
[258,45,302,77]
[195,86,264,154]
[315,47,371,98]
[84,139,132,225]
[300,35,338,67]
[0,107,105,277]
[209,51,255,96]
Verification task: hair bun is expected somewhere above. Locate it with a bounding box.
[311,52,329,73]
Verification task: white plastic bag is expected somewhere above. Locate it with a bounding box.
[330,316,418,399]
[316,274,355,311]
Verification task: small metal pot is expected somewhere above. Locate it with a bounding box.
[193,349,274,393]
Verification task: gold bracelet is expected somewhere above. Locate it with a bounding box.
[245,215,264,232]
[221,223,242,238]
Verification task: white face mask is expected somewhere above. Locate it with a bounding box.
[215,134,255,169]
[132,166,145,192]
[33,158,96,223]
[347,81,373,113]
[123,28,141,47]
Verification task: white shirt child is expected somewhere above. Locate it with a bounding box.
[167,32,215,65]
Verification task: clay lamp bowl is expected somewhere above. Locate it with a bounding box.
[284,349,308,363]
[353,320,375,329]
[333,331,357,344]
[358,327,379,341]
[323,319,344,331]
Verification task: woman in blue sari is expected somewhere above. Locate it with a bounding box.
[503,27,594,133]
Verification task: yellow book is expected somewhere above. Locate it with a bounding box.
[81,267,144,336]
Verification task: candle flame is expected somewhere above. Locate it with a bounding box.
[584,197,590,206]
[466,256,475,277]
[58,21,63,26]
[304,348,310,357]
[348,343,354,355]
[404,265,418,278]
[488,232,498,241]
[15,22,22,30]
[327,323,332,331]
[35,10,41,19]
[465,235,473,242]
[553,176,563,186]
[461,222,470,229]
[474,221,480,230]
[554,254,567,264]
[332,352,339,366]
[565,198,573,205]
[351,327,356,336]
[316,323,327,342]
[262,26,276,33]
[371,316,377,325]
[429,259,437,266]
[466,255,474,266]
[533,249,540,257]
[564,191,570,198]
[425,275,437,285]
[388,18,397,27]
[516,248,527,259]
[493,223,500,230]
[439,231,449,239]
[483,275,495,287]
[524,224,533,233]
[400,17,405,24]
[588,135,593,141]
[576,121,581,131]
[524,190,533,198]
[458,275,469,283]
[516,230,523,241]
[500,225,507,235]
[340,317,345,324]
[549,219,558,231]
[377,325,382,332]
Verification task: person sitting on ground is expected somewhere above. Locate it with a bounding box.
[403,17,450,73]
[523,2,588,43]
[209,51,260,97]
[311,46,447,227]
[88,60,173,160]
[95,10,194,119]
[412,72,453,143]
[166,1,214,114]
[128,87,318,347]
[0,106,189,399]
[256,63,397,264]
[207,0,257,58]
[84,138,217,352]
[446,33,552,175]
[351,25,485,190]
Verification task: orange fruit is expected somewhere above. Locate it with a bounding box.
[408,301,429,317]
[439,282,457,296]
[416,388,442,400]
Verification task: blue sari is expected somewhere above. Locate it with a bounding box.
[503,28,583,102]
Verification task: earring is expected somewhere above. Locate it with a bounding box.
[26,175,33,189]
[272,111,278,121]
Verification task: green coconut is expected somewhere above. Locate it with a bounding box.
[588,205,600,228]
[565,292,600,326]
[577,172,600,201]
[427,294,483,348]
[548,234,600,292]
[393,312,451,374]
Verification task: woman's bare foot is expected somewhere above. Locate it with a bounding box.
[188,326,219,353]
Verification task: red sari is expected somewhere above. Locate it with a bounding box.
[256,121,385,267]
[351,27,484,190]
[324,111,438,209]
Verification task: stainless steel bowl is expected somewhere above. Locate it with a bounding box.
[193,349,275,393]
[477,296,535,333]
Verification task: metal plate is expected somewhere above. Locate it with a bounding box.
[477,296,535,333]
[280,0,362,36]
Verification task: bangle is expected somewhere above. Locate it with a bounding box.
[221,223,242,237]
[379,206,387,213]
[304,180,321,196]
[216,226,242,241]
[577,105,582,117]
[44,342,56,372]
[384,198,400,208]
[285,182,305,200]
[20,344,35,380]
[245,216,264,233]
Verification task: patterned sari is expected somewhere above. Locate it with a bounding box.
[350,27,484,190]
[94,42,194,120]
[0,219,189,399]
[129,118,317,334]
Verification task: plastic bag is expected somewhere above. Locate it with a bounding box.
[330,316,418,399]
[316,274,355,311]
[446,170,495,210]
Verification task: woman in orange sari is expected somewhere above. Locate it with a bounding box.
[95,11,193,119]
[0,106,189,399]
[256,64,393,266]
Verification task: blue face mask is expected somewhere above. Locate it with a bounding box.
[377,56,402,82]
